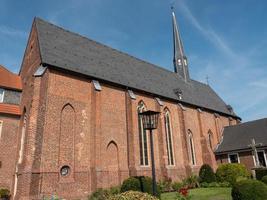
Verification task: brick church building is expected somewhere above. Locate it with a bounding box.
[0,11,240,199]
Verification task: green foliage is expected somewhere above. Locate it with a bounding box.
[120,177,141,193]
[198,164,216,183]
[216,163,250,186]
[140,176,161,198]
[0,188,10,198]
[158,176,173,192]
[172,182,184,191]
[108,191,159,200]
[175,192,191,200]
[261,175,267,185]
[255,168,267,180]
[88,188,111,200]
[231,179,267,200]
[182,175,199,189]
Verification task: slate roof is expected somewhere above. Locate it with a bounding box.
[215,118,267,154]
[34,17,238,118]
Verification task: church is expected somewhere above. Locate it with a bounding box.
[0,11,240,199]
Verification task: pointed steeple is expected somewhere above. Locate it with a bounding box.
[172,8,190,82]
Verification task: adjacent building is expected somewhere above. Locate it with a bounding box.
[0,65,21,191]
[215,118,267,169]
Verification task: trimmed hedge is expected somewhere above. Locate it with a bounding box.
[216,163,250,186]
[108,191,159,200]
[255,168,267,180]
[232,179,267,200]
[199,164,216,183]
[120,176,161,197]
[121,177,141,193]
[261,175,267,185]
[0,189,10,199]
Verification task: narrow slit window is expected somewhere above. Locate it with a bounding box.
[164,111,174,165]
[188,130,196,165]
[0,88,4,103]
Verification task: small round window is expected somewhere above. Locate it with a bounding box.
[60,165,70,177]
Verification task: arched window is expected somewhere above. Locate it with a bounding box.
[188,130,196,165]
[164,110,174,165]
[18,113,27,164]
[208,131,213,150]
[138,102,149,166]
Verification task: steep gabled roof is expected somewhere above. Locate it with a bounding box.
[0,65,22,91]
[215,118,267,154]
[33,17,238,118]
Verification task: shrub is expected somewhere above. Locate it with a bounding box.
[199,164,216,183]
[200,181,230,188]
[120,177,141,193]
[88,188,110,200]
[140,176,161,198]
[216,163,250,186]
[255,168,267,180]
[261,175,267,185]
[0,189,10,198]
[182,174,199,189]
[172,181,184,191]
[218,181,231,187]
[232,179,267,200]
[158,176,172,192]
[108,191,159,200]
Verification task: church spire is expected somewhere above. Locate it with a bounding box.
[172,7,190,82]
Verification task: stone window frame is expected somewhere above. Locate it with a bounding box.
[188,130,196,166]
[228,153,240,164]
[164,109,175,166]
[252,150,267,167]
[0,88,4,103]
[137,101,149,167]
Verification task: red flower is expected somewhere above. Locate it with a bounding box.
[179,187,188,197]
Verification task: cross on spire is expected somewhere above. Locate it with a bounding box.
[171,7,190,82]
[248,138,262,167]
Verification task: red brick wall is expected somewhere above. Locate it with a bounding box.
[0,115,20,190]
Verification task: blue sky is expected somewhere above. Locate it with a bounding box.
[1,0,267,122]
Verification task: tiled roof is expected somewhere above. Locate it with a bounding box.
[0,103,21,116]
[0,65,22,91]
[33,17,239,118]
[215,118,267,154]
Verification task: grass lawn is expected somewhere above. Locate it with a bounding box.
[161,187,232,200]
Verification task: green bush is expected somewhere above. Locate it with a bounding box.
[120,177,141,193]
[88,188,110,200]
[255,168,267,180]
[140,176,161,198]
[261,175,267,185]
[108,191,159,200]
[232,179,267,200]
[172,181,184,191]
[182,174,199,189]
[0,189,10,198]
[200,181,230,188]
[199,164,216,183]
[158,176,172,192]
[216,163,250,186]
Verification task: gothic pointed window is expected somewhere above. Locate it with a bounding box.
[138,102,149,166]
[164,110,174,165]
[18,113,27,164]
[208,131,213,150]
[188,130,196,165]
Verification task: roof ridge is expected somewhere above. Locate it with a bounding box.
[226,118,267,129]
[34,17,180,76]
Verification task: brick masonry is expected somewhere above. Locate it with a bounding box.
[1,21,240,199]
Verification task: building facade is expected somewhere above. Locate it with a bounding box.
[0,65,21,191]
[215,118,267,170]
[0,12,240,199]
